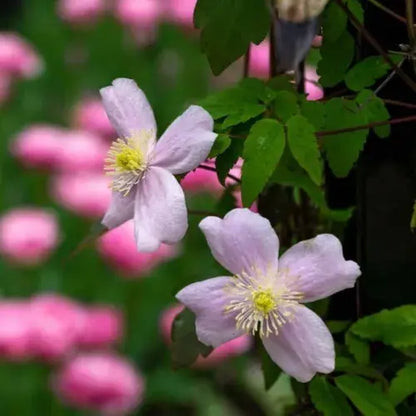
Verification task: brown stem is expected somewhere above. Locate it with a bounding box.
[367,0,407,24]
[243,47,251,78]
[406,0,416,45]
[383,98,416,110]
[335,0,416,93]
[198,163,241,183]
[316,114,416,137]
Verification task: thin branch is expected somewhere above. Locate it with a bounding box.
[316,114,416,137]
[374,58,405,95]
[243,47,251,78]
[406,0,415,45]
[335,0,416,93]
[198,163,241,183]
[367,0,407,24]
[383,98,416,110]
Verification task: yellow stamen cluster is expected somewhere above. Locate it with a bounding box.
[225,269,303,338]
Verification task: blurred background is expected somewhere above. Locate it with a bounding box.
[0,0,325,414]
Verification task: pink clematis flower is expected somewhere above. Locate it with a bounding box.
[164,0,197,28]
[53,352,144,415]
[176,208,361,382]
[100,78,216,252]
[57,0,107,25]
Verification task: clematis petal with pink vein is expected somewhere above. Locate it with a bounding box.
[100,78,216,252]
[176,208,361,382]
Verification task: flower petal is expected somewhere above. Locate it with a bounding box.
[100,78,156,138]
[102,191,135,230]
[262,305,334,382]
[199,208,279,276]
[152,105,217,174]
[134,166,187,252]
[176,276,244,348]
[279,234,361,303]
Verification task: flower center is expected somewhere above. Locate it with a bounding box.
[252,290,276,315]
[105,131,154,196]
[224,269,303,338]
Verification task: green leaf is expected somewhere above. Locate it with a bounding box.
[345,331,370,365]
[335,357,387,384]
[241,119,285,207]
[345,55,397,91]
[171,308,213,368]
[389,363,416,406]
[261,344,282,390]
[300,100,326,130]
[411,201,416,232]
[346,0,364,23]
[356,89,391,138]
[322,98,369,177]
[194,0,269,75]
[215,138,243,185]
[286,115,322,185]
[208,134,231,158]
[326,320,351,334]
[309,376,353,416]
[336,375,397,416]
[322,1,348,42]
[350,305,416,348]
[318,31,355,87]
[274,90,299,123]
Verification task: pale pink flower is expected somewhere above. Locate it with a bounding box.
[115,0,161,28]
[305,65,323,101]
[160,304,251,368]
[97,220,178,276]
[57,0,107,24]
[100,78,216,252]
[180,167,223,196]
[72,97,115,138]
[0,301,33,360]
[0,72,12,105]
[51,173,111,218]
[0,32,43,78]
[11,125,64,170]
[78,306,123,349]
[0,208,59,265]
[29,295,86,361]
[177,208,361,382]
[54,352,144,415]
[56,130,108,172]
[249,39,270,79]
[164,0,197,28]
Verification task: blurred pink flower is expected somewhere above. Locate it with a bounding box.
[305,66,323,101]
[115,0,161,28]
[164,0,197,28]
[160,304,251,368]
[57,0,107,25]
[78,306,123,349]
[97,220,178,277]
[11,125,64,170]
[249,39,270,79]
[54,352,144,415]
[72,97,115,138]
[56,130,108,172]
[0,208,59,266]
[29,295,86,361]
[180,167,223,196]
[312,35,323,47]
[0,301,33,360]
[0,32,43,79]
[0,72,12,105]
[51,173,111,218]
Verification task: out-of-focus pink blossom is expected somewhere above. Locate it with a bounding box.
[160,304,251,368]
[29,295,86,361]
[0,301,33,360]
[56,130,108,172]
[0,32,43,79]
[11,125,64,170]
[305,66,323,101]
[72,97,115,138]
[78,306,123,349]
[0,72,12,105]
[164,0,197,28]
[115,0,161,28]
[0,208,59,266]
[51,173,111,218]
[249,39,270,79]
[312,35,323,47]
[54,352,144,415]
[57,0,107,25]
[180,167,223,196]
[97,220,178,277]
